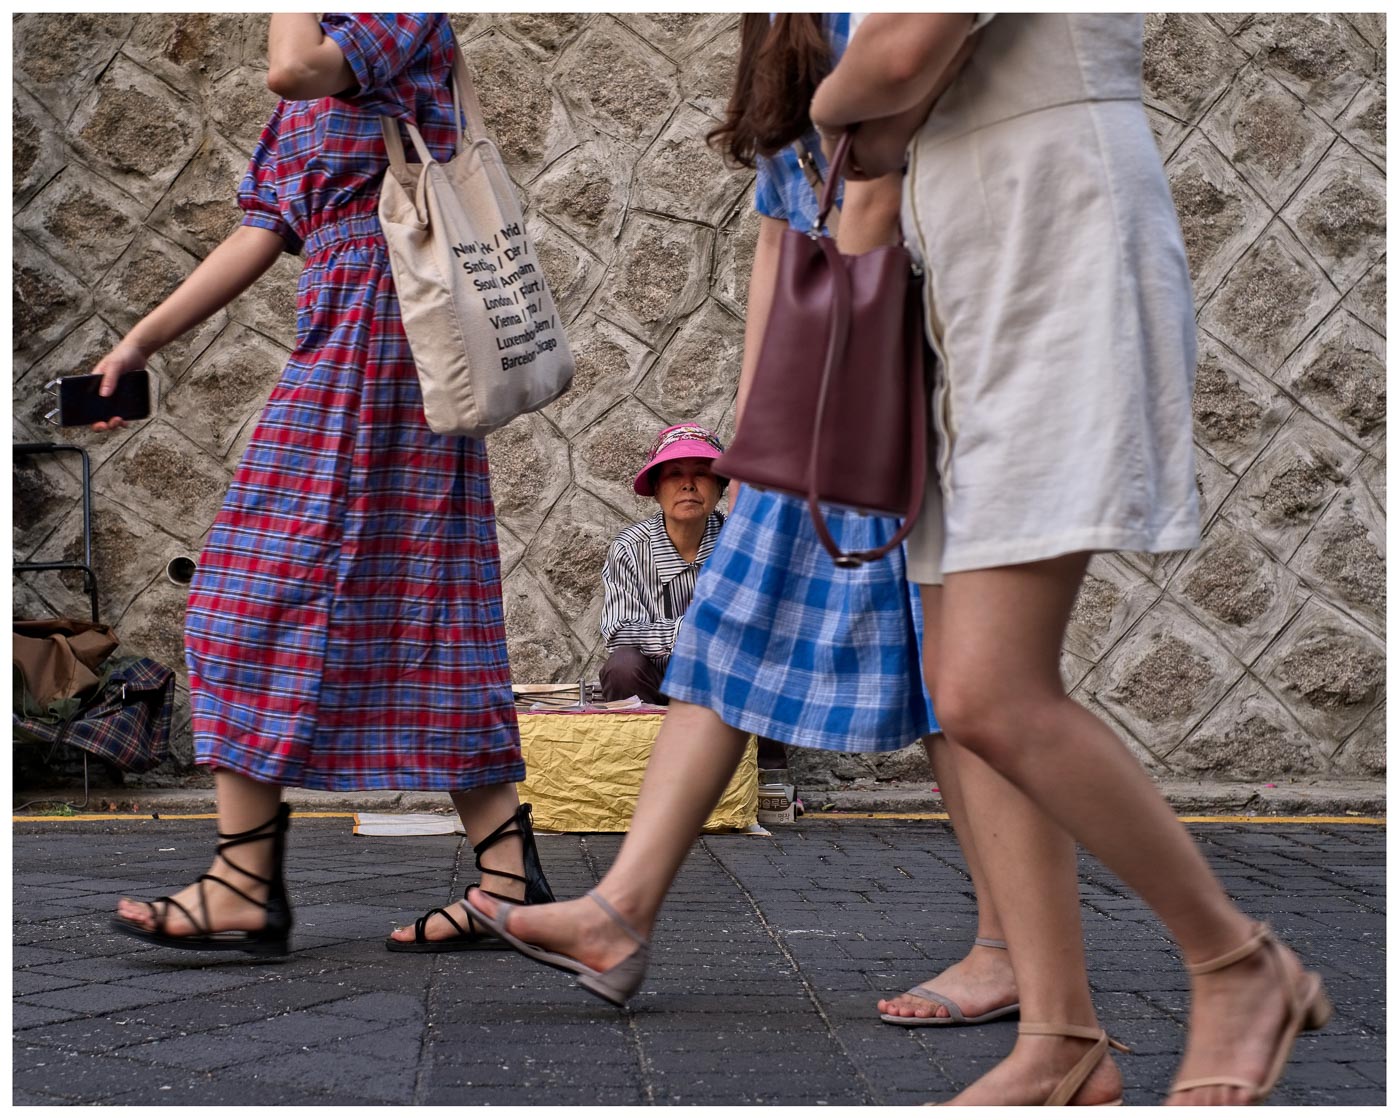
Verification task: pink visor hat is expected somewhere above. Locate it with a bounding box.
[633,423,727,496]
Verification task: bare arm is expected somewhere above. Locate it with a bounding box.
[835,174,904,254]
[810,13,975,128]
[266,13,354,99]
[91,224,286,429]
[735,215,787,425]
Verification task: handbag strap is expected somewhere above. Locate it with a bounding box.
[792,139,839,237]
[803,130,927,568]
[380,29,490,172]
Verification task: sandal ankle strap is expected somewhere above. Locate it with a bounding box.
[1019,1022,1132,1054]
[471,805,530,888]
[1186,922,1273,976]
[973,936,1008,950]
[585,888,648,948]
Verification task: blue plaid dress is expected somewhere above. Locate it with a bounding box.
[184,14,523,791]
[661,13,936,752]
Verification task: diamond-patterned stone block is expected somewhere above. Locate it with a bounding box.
[1283,144,1386,293]
[635,302,743,433]
[15,165,145,280]
[483,411,571,541]
[1169,515,1303,663]
[1142,13,1245,125]
[1191,330,1292,474]
[1254,598,1384,743]
[122,12,253,95]
[1064,554,1158,664]
[14,238,93,372]
[1331,702,1384,776]
[162,324,286,460]
[1198,221,1339,374]
[1276,309,1385,449]
[68,56,202,211]
[633,104,753,227]
[1290,478,1385,635]
[25,499,188,626]
[13,87,66,210]
[1222,410,1363,565]
[502,566,584,684]
[464,31,574,179]
[524,486,627,646]
[1199,65,1334,209]
[1168,675,1326,779]
[1166,132,1271,308]
[541,314,651,439]
[99,421,233,545]
[1235,12,1379,121]
[573,396,669,523]
[528,141,629,262]
[1084,603,1243,757]
[1342,256,1385,339]
[555,23,678,146]
[601,215,712,345]
[13,13,135,124]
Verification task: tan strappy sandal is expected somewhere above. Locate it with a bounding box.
[1169,922,1332,1104]
[1016,1022,1132,1106]
[880,936,1021,1027]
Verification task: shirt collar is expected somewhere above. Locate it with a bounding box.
[647,511,723,584]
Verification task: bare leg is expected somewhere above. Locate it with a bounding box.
[875,731,1020,1020]
[388,781,529,943]
[936,555,1309,1106]
[469,701,747,970]
[115,768,281,934]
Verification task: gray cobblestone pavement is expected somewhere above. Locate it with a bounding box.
[12,817,1385,1106]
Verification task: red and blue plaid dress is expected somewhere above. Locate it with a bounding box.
[185,13,523,791]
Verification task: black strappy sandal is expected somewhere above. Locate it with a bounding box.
[111,803,293,958]
[387,802,553,953]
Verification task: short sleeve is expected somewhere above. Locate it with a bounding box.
[322,13,441,97]
[753,156,789,221]
[237,103,303,255]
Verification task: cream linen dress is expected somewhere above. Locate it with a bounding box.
[900,13,1201,583]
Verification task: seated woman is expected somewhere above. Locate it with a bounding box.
[598,424,727,705]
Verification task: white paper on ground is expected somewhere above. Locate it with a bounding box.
[352,813,463,837]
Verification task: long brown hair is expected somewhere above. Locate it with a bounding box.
[708,13,832,168]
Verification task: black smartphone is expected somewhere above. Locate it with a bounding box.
[51,369,152,426]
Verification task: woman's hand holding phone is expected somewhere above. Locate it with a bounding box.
[90,339,151,431]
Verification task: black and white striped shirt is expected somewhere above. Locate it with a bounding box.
[600,511,726,664]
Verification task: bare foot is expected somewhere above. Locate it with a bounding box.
[939,1033,1124,1106]
[115,858,268,937]
[466,887,642,973]
[1165,935,1321,1106]
[877,942,1018,1022]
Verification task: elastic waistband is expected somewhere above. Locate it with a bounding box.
[303,209,384,257]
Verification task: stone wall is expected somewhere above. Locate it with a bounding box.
[13,14,1385,787]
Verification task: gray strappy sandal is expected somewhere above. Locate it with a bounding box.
[463,887,650,1008]
[880,936,1021,1027]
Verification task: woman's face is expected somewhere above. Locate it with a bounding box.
[654,457,721,528]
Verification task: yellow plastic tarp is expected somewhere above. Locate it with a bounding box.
[516,712,757,832]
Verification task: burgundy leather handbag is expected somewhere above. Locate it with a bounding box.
[713,131,929,567]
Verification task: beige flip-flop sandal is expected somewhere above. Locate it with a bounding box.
[881,936,1020,1026]
[464,887,650,1008]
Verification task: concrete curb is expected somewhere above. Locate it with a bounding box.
[13,779,1385,817]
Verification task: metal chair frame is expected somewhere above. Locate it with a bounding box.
[14,442,101,809]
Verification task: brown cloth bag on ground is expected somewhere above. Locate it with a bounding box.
[13,618,120,709]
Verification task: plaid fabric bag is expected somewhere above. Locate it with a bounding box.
[14,655,175,774]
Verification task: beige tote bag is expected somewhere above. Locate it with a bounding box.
[378,42,573,437]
